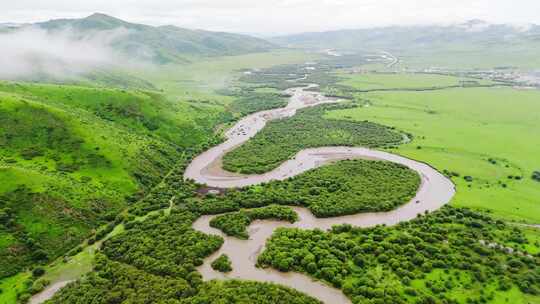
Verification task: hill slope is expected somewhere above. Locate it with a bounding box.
[34,13,275,64]
[0,81,224,279]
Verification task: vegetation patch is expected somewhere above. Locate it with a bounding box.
[44,254,196,304]
[190,159,420,218]
[210,205,298,239]
[229,91,289,116]
[222,104,403,174]
[101,209,223,280]
[258,206,540,304]
[211,254,233,273]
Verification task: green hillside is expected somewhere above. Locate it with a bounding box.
[36,13,276,63]
[0,81,223,280]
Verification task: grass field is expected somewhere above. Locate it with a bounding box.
[394,43,540,70]
[326,79,540,223]
[337,72,495,90]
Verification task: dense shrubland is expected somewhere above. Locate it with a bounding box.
[189,160,420,218]
[210,205,299,239]
[45,255,195,303]
[258,207,540,303]
[222,104,403,174]
[101,209,223,280]
[239,64,313,90]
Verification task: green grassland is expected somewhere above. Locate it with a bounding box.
[394,43,540,70]
[325,78,540,223]
[3,48,540,304]
[336,72,495,91]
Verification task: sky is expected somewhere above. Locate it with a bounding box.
[2,0,540,35]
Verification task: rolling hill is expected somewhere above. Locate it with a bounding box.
[273,20,540,51]
[0,80,226,280]
[30,13,276,64]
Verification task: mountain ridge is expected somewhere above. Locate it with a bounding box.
[26,13,276,63]
[271,20,540,51]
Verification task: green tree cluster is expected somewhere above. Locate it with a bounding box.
[210,205,298,239]
[189,160,420,218]
[211,254,233,272]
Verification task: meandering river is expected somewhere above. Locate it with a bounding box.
[186,86,456,304]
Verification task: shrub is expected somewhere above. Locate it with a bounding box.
[211,254,233,273]
[20,146,44,160]
[32,267,45,277]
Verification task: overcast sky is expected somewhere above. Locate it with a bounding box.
[2,0,540,35]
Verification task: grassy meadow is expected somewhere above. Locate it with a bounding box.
[336,72,495,90]
[326,73,540,223]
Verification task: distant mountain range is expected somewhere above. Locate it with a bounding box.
[3,14,540,68]
[272,20,540,52]
[9,13,276,63]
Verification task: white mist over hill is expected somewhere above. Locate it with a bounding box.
[0,27,129,79]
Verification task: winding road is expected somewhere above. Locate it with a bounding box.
[186,86,456,304]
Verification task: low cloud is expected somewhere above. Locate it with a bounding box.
[0,26,130,80]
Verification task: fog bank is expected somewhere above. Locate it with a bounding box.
[0,27,130,80]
